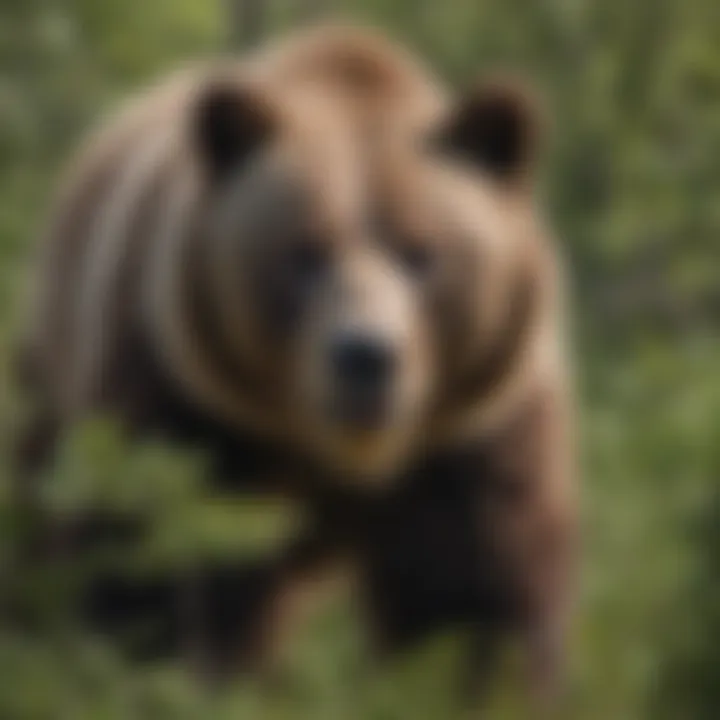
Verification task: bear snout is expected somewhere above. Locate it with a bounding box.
[328,332,398,428]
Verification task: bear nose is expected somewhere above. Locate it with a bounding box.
[331,334,396,389]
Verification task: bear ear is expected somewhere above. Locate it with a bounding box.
[434,78,543,184]
[193,79,277,181]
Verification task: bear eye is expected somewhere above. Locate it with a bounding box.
[286,239,330,282]
[397,243,436,280]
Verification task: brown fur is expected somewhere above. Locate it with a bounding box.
[15,23,576,711]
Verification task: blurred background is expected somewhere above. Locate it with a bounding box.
[0,0,718,718]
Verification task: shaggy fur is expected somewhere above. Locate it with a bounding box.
[15,23,576,708]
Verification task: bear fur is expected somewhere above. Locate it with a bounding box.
[14,23,577,707]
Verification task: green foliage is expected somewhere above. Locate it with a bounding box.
[0,0,718,717]
[41,419,310,570]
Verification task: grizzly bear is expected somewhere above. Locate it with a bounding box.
[14,22,577,709]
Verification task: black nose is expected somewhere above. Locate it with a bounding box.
[331,334,396,388]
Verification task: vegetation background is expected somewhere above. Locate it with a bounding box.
[0,0,718,718]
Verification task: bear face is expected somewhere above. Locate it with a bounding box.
[189,77,545,483]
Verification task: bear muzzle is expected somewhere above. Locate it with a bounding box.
[327,331,398,430]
